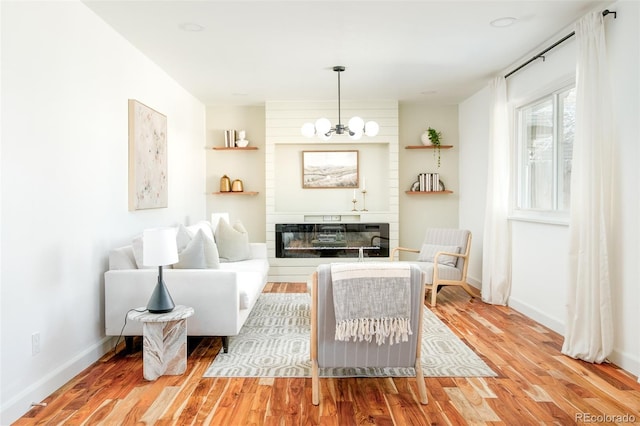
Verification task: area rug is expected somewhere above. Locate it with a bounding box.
[204,293,496,378]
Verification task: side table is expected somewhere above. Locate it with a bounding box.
[128,305,195,381]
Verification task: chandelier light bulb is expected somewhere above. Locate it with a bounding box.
[301,122,315,137]
[348,116,364,133]
[315,118,331,135]
[364,121,379,137]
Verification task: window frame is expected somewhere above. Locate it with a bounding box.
[509,78,576,225]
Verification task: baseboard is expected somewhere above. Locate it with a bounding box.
[467,275,481,289]
[509,297,640,379]
[0,336,115,425]
[608,348,640,378]
[507,296,565,335]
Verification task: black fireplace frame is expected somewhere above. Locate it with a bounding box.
[275,223,389,258]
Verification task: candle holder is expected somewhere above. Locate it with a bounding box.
[351,197,358,211]
[361,189,368,211]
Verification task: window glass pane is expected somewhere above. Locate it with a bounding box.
[522,98,554,210]
[558,87,576,211]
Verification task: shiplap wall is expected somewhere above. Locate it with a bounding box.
[265,101,399,281]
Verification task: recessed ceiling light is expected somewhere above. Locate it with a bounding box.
[490,17,517,28]
[179,22,205,32]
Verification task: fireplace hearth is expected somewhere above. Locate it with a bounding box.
[275,223,389,258]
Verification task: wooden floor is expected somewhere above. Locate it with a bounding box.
[16,283,640,425]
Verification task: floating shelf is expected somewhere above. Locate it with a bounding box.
[405,145,453,149]
[405,190,453,195]
[213,191,259,195]
[212,147,258,151]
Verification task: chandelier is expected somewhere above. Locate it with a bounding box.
[301,66,379,140]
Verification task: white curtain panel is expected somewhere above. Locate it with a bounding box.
[561,11,614,363]
[481,77,512,305]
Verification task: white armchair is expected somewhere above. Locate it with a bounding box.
[391,228,474,306]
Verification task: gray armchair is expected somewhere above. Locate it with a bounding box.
[309,263,428,406]
[391,228,474,306]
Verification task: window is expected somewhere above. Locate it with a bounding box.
[515,85,576,217]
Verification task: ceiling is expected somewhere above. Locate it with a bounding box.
[83,1,603,106]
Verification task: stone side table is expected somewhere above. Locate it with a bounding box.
[128,305,195,381]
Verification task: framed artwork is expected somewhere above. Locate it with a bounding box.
[128,99,168,210]
[302,150,359,189]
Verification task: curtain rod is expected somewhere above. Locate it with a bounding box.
[504,9,616,79]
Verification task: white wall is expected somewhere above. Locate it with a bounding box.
[399,103,460,258]
[265,101,399,281]
[206,106,266,241]
[458,88,490,286]
[0,2,206,423]
[458,1,639,376]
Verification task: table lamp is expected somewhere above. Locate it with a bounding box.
[143,227,179,313]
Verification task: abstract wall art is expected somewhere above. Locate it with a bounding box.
[128,99,168,210]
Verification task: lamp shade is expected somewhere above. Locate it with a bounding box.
[143,227,178,266]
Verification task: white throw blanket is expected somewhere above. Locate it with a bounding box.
[331,262,412,345]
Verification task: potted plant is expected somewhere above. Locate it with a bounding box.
[421,127,442,167]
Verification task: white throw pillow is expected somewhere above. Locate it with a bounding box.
[131,235,155,269]
[215,218,251,262]
[174,229,208,269]
[109,246,137,270]
[186,220,215,242]
[418,244,460,267]
[175,227,220,269]
[176,224,192,252]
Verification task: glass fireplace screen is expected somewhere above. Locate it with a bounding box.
[275,223,389,258]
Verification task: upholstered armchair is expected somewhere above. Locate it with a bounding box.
[309,263,428,406]
[391,228,474,306]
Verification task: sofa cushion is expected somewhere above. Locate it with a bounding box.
[174,229,208,269]
[174,229,220,269]
[109,245,137,270]
[418,244,460,267]
[415,262,462,284]
[216,219,251,262]
[187,221,215,242]
[131,236,155,269]
[176,224,192,251]
[219,258,269,279]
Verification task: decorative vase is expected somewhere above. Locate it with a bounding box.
[220,175,231,192]
[420,131,432,146]
[231,179,244,192]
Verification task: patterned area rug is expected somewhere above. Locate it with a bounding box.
[204,293,496,378]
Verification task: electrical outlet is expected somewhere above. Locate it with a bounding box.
[32,332,40,356]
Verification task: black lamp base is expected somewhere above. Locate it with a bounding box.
[147,266,175,313]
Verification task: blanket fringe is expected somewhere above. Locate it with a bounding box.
[335,317,412,345]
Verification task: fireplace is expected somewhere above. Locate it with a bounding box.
[275,223,389,258]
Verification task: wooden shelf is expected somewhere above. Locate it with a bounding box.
[405,145,453,149]
[213,191,259,195]
[212,146,258,151]
[405,190,453,195]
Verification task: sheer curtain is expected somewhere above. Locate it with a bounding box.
[561,11,614,363]
[481,76,511,305]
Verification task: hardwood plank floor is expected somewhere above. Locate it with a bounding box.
[15,282,640,425]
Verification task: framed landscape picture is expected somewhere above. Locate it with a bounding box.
[302,150,359,189]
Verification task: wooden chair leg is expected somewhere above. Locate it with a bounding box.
[312,359,319,405]
[460,282,476,298]
[431,284,439,306]
[415,359,428,404]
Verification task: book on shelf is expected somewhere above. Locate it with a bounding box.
[418,173,440,192]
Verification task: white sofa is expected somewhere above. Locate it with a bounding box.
[105,237,269,353]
